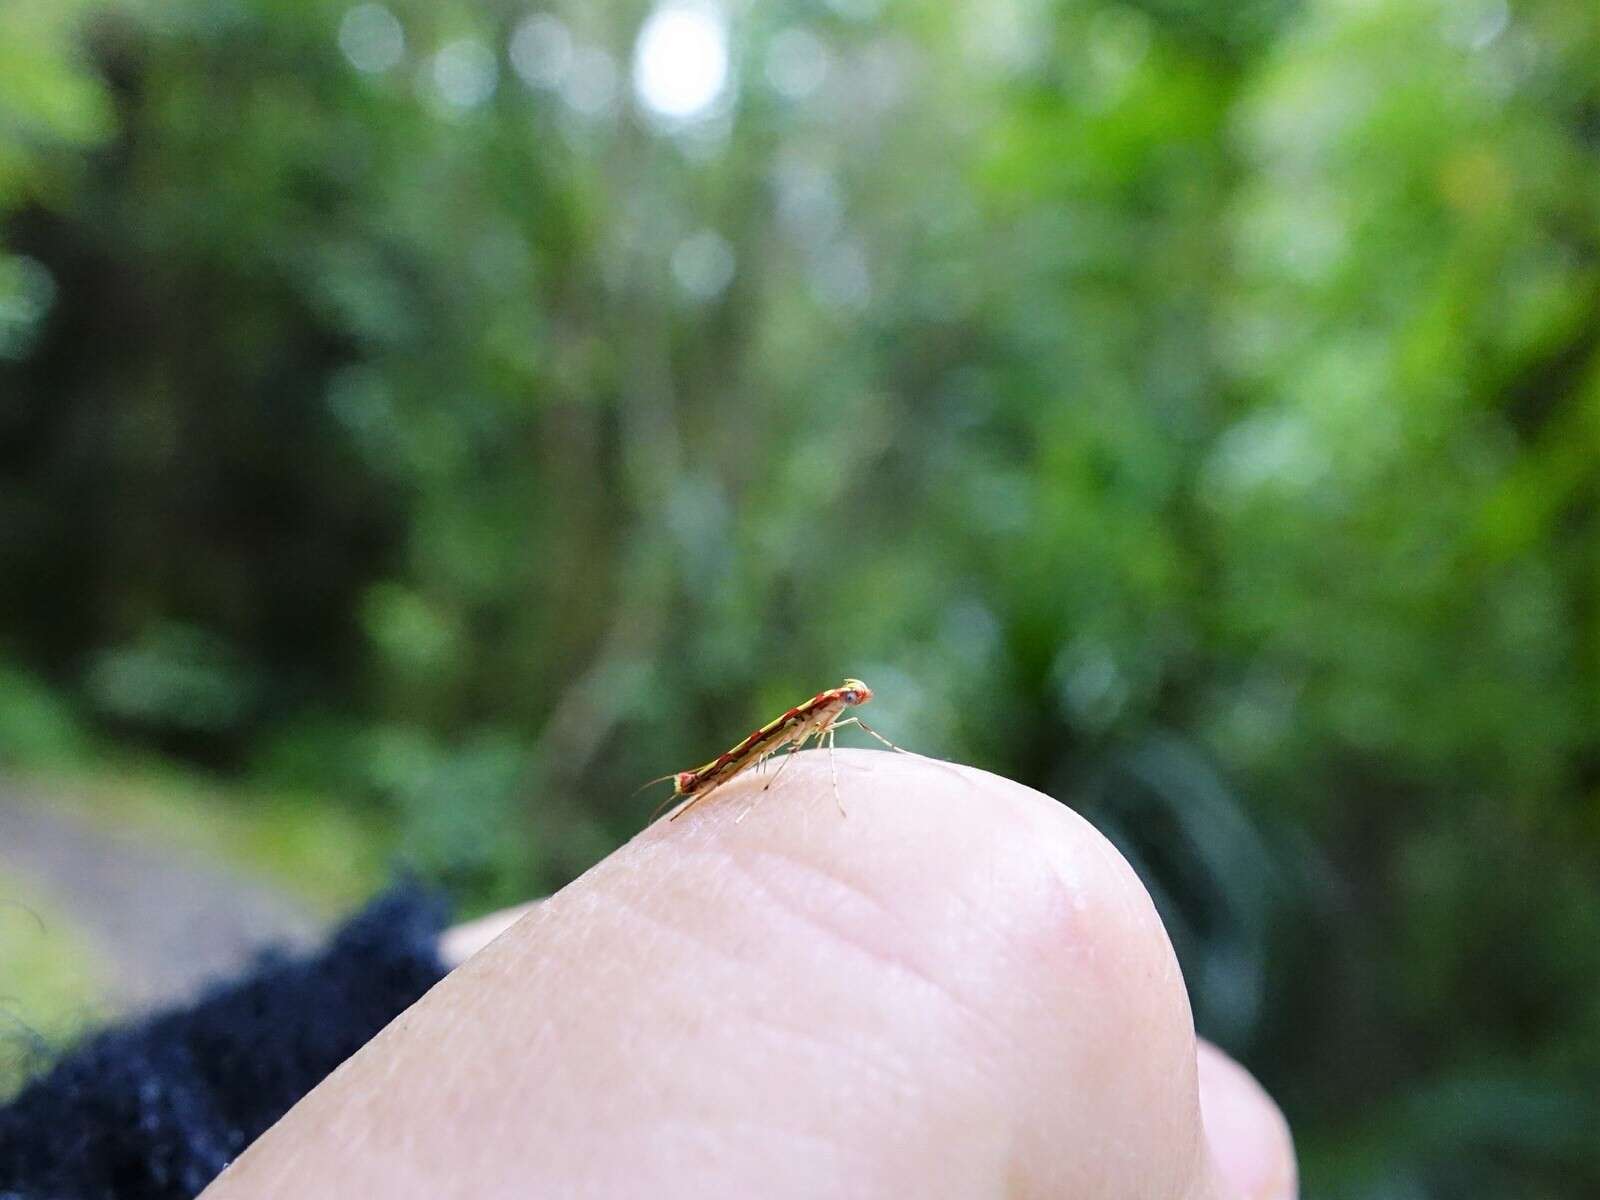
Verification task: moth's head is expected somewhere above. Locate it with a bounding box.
[840,678,873,707]
[674,771,697,794]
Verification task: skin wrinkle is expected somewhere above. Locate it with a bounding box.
[740,842,910,933]
[732,989,930,1113]
[589,867,755,979]
[635,1115,860,1184]
[740,834,994,986]
[714,840,1013,1051]
[741,835,1092,1090]
[572,1118,977,1200]
[703,850,1008,1131]
[499,842,887,1151]
[655,836,998,1122]
[579,934,972,1177]
[584,874,940,1114]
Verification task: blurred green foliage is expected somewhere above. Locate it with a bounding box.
[3,0,1600,1193]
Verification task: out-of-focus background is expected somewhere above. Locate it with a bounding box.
[1,0,1597,1192]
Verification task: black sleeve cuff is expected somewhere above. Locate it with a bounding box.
[0,885,451,1200]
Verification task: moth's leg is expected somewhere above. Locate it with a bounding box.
[733,732,810,822]
[761,732,810,793]
[668,777,724,821]
[832,716,911,754]
[826,725,845,816]
[650,789,688,824]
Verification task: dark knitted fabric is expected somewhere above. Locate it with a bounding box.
[0,886,451,1200]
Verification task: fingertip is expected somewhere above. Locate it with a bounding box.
[670,751,1209,1195]
[1197,1040,1298,1200]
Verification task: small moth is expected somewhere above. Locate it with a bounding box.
[647,677,904,822]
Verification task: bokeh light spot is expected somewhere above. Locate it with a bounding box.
[0,255,58,360]
[510,13,572,90]
[765,27,830,100]
[671,229,736,301]
[561,46,621,117]
[773,156,842,246]
[810,239,870,311]
[1053,640,1129,731]
[632,3,730,121]
[432,38,498,110]
[338,3,404,74]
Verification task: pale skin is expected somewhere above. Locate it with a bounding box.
[202,751,1297,1200]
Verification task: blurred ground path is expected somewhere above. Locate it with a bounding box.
[0,776,319,1013]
